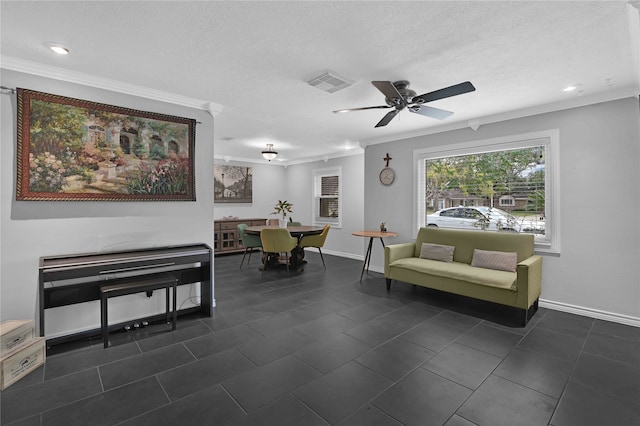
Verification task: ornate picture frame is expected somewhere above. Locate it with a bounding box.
[16,88,196,201]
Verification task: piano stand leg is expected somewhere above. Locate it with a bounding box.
[101,294,109,348]
[100,274,178,349]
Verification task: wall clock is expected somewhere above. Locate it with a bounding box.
[379,167,395,185]
[380,152,395,185]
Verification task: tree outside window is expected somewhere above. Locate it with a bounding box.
[415,129,559,253]
[426,147,545,220]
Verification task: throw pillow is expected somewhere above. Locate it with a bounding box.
[420,243,455,263]
[471,249,517,272]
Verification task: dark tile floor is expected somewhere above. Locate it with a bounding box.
[2,252,639,426]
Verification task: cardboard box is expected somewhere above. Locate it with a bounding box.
[0,337,46,390]
[0,320,35,356]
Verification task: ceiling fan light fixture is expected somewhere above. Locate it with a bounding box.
[261,144,278,161]
[336,80,475,128]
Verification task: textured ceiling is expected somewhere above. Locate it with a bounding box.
[1,1,638,164]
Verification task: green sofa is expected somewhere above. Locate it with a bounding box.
[384,227,542,325]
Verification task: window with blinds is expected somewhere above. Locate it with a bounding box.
[313,166,342,227]
[414,129,560,253]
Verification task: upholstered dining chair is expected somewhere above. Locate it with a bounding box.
[237,224,262,268]
[260,228,298,274]
[287,221,302,227]
[299,224,330,269]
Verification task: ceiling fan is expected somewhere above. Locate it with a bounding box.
[333,80,476,127]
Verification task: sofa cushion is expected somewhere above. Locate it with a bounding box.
[389,257,517,291]
[471,249,517,272]
[419,243,455,262]
[414,227,535,263]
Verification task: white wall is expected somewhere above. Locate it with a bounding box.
[0,70,215,337]
[3,69,636,333]
[213,154,365,259]
[286,154,365,258]
[364,97,640,323]
[213,161,287,221]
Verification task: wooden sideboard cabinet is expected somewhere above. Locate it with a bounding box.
[214,218,266,254]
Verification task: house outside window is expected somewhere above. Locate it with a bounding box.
[414,129,560,253]
[313,166,342,228]
[499,196,515,207]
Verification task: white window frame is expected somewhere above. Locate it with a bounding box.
[499,196,516,207]
[312,166,342,228]
[414,129,560,254]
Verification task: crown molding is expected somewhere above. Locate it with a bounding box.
[214,144,364,167]
[284,145,364,166]
[0,56,223,115]
[213,154,275,165]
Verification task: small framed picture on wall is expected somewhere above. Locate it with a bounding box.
[214,164,252,203]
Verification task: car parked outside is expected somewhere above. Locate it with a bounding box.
[426,206,545,234]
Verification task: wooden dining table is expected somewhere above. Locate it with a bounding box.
[245,225,325,269]
[245,225,325,238]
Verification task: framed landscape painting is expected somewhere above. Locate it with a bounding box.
[16,88,196,201]
[214,165,252,203]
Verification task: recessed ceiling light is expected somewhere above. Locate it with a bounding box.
[50,46,69,55]
[342,142,357,150]
[45,42,70,55]
[563,84,582,92]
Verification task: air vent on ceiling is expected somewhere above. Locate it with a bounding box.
[307,70,354,93]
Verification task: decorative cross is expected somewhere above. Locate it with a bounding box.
[383,153,392,167]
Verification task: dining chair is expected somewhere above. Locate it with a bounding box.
[260,228,298,274]
[299,224,330,269]
[287,221,302,226]
[237,224,262,268]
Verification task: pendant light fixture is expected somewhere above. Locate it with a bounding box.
[261,144,278,161]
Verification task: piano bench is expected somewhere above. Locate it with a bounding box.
[100,274,178,348]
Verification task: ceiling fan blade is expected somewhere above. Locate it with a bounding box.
[409,105,454,120]
[414,81,476,103]
[372,81,403,101]
[333,105,392,114]
[375,109,400,128]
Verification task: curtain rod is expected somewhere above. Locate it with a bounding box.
[0,86,202,123]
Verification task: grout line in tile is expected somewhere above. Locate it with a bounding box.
[218,382,249,416]
[288,392,333,425]
[546,317,596,423]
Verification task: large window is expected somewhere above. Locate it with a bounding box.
[313,166,342,228]
[415,130,559,253]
